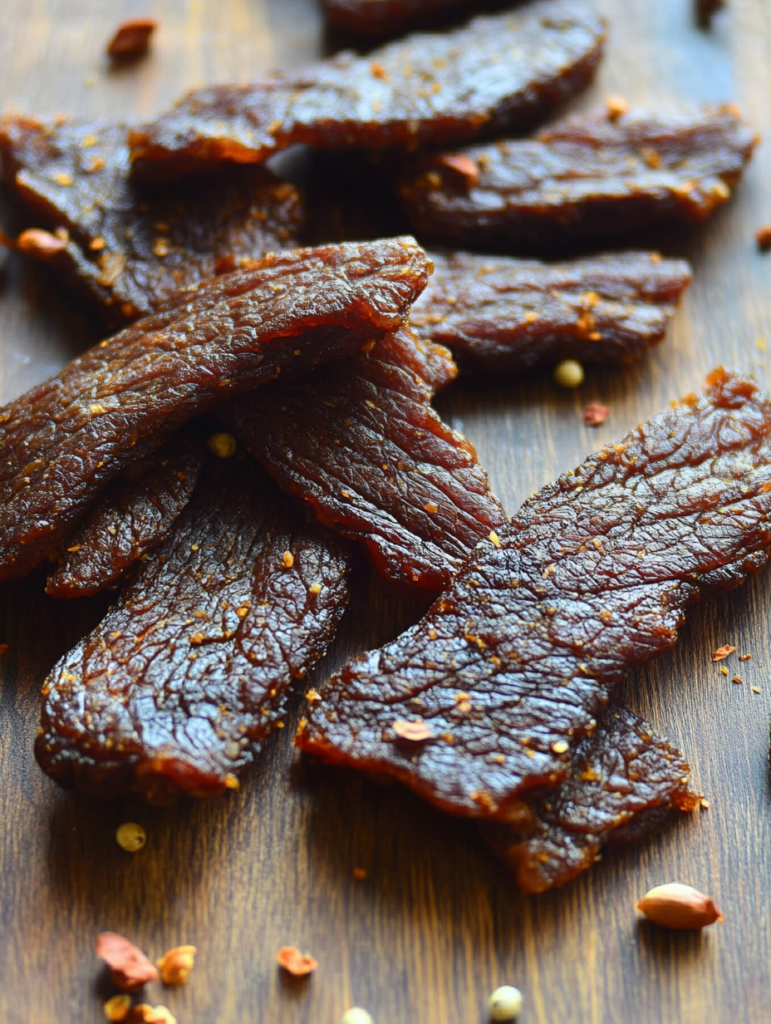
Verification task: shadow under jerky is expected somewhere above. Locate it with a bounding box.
[0,117,303,328]
[222,328,506,592]
[36,452,351,802]
[411,250,692,373]
[0,237,429,580]
[128,0,605,179]
[482,704,699,893]
[298,370,771,819]
[400,106,757,251]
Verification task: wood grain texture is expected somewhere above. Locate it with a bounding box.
[1,1,771,1022]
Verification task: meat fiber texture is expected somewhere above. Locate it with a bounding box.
[0,116,303,327]
[223,328,506,591]
[0,237,430,579]
[298,369,771,819]
[400,106,757,250]
[36,454,351,802]
[128,0,605,179]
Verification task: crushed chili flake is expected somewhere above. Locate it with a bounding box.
[756,225,771,251]
[606,95,629,121]
[436,153,480,188]
[739,654,752,661]
[16,228,68,257]
[392,719,434,742]
[352,867,368,881]
[712,644,736,661]
[732,676,743,684]
[96,932,159,991]
[104,994,132,1022]
[107,18,157,58]
[276,946,318,976]
[156,945,196,986]
[583,402,609,427]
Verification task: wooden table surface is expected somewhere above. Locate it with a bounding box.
[2,1,771,1022]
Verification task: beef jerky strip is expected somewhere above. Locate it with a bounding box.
[36,454,351,802]
[0,236,430,580]
[400,106,756,250]
[409,250,692,373]
[482,704,699,892]
[322,0,495,37]
[222,328,506,592]
[46,427,206,598]
[0,117,303,328]
[297,369,771,820]
[128,0,605,180]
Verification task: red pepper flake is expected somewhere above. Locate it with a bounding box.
[732,676,743,684]
[583,402,609,427]
[739,654,752,661]
[96,932,159,991]
[276,946,318,977]
[711,644,736,661]
[392,719,434,742]
[16,228,68,258]
[107,18,157,58]
[352,867,368,881]
[370,61,389,81]
[756,226,771,251]
[605,95,629,121]
[436,153,480,188]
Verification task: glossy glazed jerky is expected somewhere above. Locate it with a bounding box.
[128,1,605,179]
[36,455,351,802]
[410,251,691,372]
[0,237,429,580]
[46,428,206,598]
[400,106,756,250]
[323,0,486,36]
[223,329,506,591]
[298,369,771,819]
[0,117,303,327]
[482,705,699,892]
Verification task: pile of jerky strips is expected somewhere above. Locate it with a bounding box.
[0,0,768,894]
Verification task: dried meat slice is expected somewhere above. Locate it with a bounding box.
[0,237,429,580]
[481,705,699,892]
[410,250,692,372]
[297,369,771,819]
[222,329,506,591]
[128,1,605,179]
[400,106,757,250]
[46,427,206,598]
[323,0,488,36]
[36,454,351,802]
[0,117,303,327]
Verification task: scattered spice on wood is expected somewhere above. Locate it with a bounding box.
[107,19,157,59]
[712,644,736,660]
[583,402,609,426]
[96,933,159,991]
[276,946,318,976]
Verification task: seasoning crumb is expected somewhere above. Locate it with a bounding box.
[107,18,157,58]
[720,666,729,676]
[16,228,68,257]
[283,551,295,568]
[553,359,584,388]
[309,582,322,595]
[700,798,710,810]
[116,822,146,852]
[488,985,524,1021]
[436,153,480,187]
[712,644,736,661]
[605,95,629,121]
[340,1010,374,1024]
[131,1006,177,1024]
[352,867,368,881]
[103,994,132,1022]
[752,686,762,693]
[551,740,569,754]
[207,432,237,458]
[276,946,318,977]
[583,402,609,427]
[157,945,197,986]
[305,688,322,702]
[489,530,501,548]
[739,653,752,661]
[732,676,742,684]
[756,225,771,251]
[392,719,434,742]
[96,932,159,990]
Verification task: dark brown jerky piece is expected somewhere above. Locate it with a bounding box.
[400,106,757,250]
[0,237,429,580]
[222,329,506,591]
[410,250,692,373]
[482,705,699,892]
[128,1,605,179]
[46,428,206,598]
[36,454,351,802]
[297,369,771,819]
[323,0,488,36]
[0,117,303,326]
